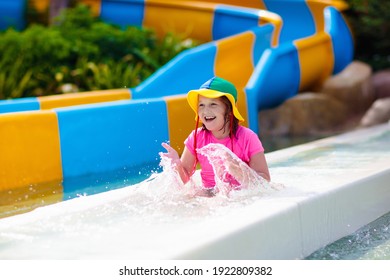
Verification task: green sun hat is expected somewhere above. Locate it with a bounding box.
[187,76,245,122]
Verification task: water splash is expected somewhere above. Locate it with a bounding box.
[0,143,285,258]
[197,143,284,195]
[127,143,286,222]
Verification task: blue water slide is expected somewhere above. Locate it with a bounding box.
[263,0,316,42]
[246,42,300,133]
[100,0,145,27]
[57,98,169,180]
[0,97,40,113]
[131,43,218,99]
[132,24,273,100]
[324,6,354,74]
[213,5,264,40]
[0,0,26,30]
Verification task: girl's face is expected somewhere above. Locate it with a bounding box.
[198,95,228,137]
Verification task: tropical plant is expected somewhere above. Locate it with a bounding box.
[0,4,198,100]
[345,0,390,70]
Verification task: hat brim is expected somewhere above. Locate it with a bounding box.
[187,89,245,122]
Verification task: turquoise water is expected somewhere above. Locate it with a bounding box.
[62,162,159,200]
[305,130,390,259]
[0,162,160,219]
[306,211,390,260]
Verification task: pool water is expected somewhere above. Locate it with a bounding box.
[0,127,389,259]
[306,211,390,260]
[0,134,319,220]
[304,130,390,259]
[62,162,159,200]
[0,143,283,259]
[0,163,159,219]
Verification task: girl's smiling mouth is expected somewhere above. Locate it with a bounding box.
[204,116,216,122]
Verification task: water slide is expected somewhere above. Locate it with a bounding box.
[0,1,354,198]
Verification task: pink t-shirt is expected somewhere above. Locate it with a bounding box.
[184,125,264,188]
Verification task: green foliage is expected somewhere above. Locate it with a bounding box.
[0,4,197,100]
[345,0,390,70]
[0,58,32,99]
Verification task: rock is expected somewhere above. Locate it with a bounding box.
[321,61,375,115]
[259,93,348,136]
[360,97,390,127]
[371,70,390,99]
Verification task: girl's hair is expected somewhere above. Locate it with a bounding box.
[201,96,239,137]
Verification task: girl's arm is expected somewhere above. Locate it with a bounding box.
[217,147,271,184]
[161,143,196,184]
[249,152,271,182]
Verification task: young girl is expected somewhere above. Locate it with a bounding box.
[161,76,270,192]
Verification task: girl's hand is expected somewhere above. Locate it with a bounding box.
[160,142,181,165]
[160,143,193,185]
